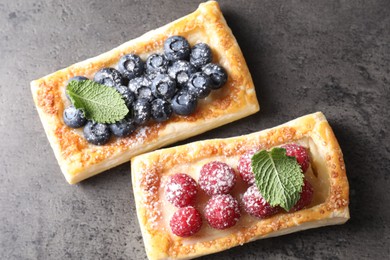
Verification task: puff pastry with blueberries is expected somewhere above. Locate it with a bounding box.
[131,112,350,260]
[30,1,259,184]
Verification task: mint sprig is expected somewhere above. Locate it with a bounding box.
[251,147,304,211]
[66,80,129,124]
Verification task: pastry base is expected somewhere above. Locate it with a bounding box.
[131,112,350,260]
[30,1,259,184]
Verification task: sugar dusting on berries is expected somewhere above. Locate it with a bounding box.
[237,149,257,185]
[282,143,310,172]
[242,185,280,218]
[165,173,198,208]
[204,194,241,230]
[198,161,237,196]
[170,206,202,237]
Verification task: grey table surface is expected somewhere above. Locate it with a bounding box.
[1,0,389,259]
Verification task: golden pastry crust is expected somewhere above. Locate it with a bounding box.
[30,1,259,184]
[131,112,350,260]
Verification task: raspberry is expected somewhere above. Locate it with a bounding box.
[198,161,237,196]
[242,185,281,218]
[282,144,310,172]
[169,206,202,237]
[204,194,241,230]
[290,179,314,212]
[165,173,198,208]
[237,150,257,185]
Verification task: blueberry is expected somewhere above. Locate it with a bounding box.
[146,54,169,74]
[190,43,212,69]
[201,64,227,90]
[167,60,196,87]
[133,99,151,125]
[164,36,190,61]
[114,85,135,109]
[109,116,137,137]
[83,121,111,145]
[65,76,88,100]
[151,74,177,99]
[118,54,144,80]
[171,91,197,116]
[186,72,211,99]
[63,106,87,128]
[128,76,154,102]
[94,67,125,88]
[151,99,173,123]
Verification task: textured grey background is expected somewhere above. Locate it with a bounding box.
[1,0,389,259]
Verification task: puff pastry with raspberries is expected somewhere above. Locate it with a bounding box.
[131,112,350,260]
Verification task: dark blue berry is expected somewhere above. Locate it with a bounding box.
[63,106,87,128]
[94,67,125,88]
[146,54,169,74]
[186,72,211,99]
[201,64,227,90]
[65,76,88,100]
[171,91,197,116]
[114,85,135,109]
[83,121,111,145]
[118,54,144,80]
[190,43,212,69]
[151,74,177,99]
[164,36,190,61]
[109,116,137,137]
[168,60,196,87]
[151,99,173,122]
[133,99,151,125]
[128,76,154,102]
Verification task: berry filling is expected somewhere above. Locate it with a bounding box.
[164,36,190,61]
[146,54,169,74]
[170,206,202,237]
[94,67,125,88]
[65,36,228,145]
[198,161,237,196]
[165,173,198,208]
[290,179,314,212]
[204,194,241,230]
[83,121,111,146]
[282,144,310,172]
[118,54,144,80]
[237,149,258,185]
[63,106,87,128]
[242,185,281,218]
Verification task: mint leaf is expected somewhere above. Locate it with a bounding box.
[66,80,129,124]
[251,147,304,211]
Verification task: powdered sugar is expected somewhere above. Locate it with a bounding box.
[204,194,241,229]
[165,173,198,208]
[198,161,237,196]
[242,185,280,218]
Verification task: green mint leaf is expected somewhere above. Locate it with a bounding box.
[66,80,129,124]
[251,147,304,211]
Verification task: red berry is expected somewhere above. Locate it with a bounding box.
[290,180,314,212]
[165,173,198,208]
[169,206,202,237]
[242,185,281,218]
[204,194,241,230]
[282,144,310,172]
[237,150,257,185]
[198,161,237,196]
